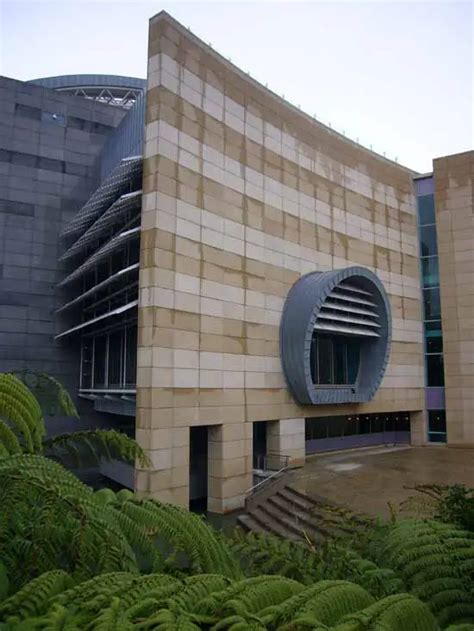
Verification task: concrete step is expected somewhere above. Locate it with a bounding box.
[256,500,313,541]
[246,506,298,540]
[268,494,340,541]
[236,513,267,534]
[283,485,370,528]
[276,488,358,536]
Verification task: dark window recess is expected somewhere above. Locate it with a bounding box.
[428,409,447,443]
[41,111,66,125]
[11,152,37,168]
[67,116,113,134]
[0,148,66,174]
[93,336,107,388]
[310,333,360,386]
[15,103,41,120]
[0,198,34,216]
[420,224,438,257]
[426,354,445,387]
[421,257,439,288]
[417,194,436,226]
[38,156,64,173]
[108,330,123,387]
[305,412,411,441]
[423,287,441,320]
[64,162,88,177]
[426,328,443,354]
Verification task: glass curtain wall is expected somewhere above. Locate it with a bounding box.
[415,184,447,443]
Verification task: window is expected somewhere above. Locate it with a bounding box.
[423,287,441,320]
[93,336,107,388]
[108,330,123,387]
[41,111,66,126]
[421,257,439,288]
[426,354,444,387]
[310,334,360,386]
[417,194,435,226]
[15,103,41,120]
[426,326,443,354]
[428,410,446,443]
[420,225,438,257]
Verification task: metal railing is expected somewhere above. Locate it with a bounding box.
[245,452,291,501]
[253,452,290,472]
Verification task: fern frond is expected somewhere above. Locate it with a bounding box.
[43,429,151,468]
[16,370,78,418]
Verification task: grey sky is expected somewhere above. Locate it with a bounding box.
[1,1,472,172]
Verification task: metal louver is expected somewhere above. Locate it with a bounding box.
[61,156,142,239]
[60,190,142,261]
[315,281,380,338]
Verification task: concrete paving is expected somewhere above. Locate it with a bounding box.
[288,445,474,520]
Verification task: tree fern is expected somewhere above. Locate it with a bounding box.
[43,428,150,468]
[16,369,79,418]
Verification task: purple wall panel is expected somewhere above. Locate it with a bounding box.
[306,432,410,454]
[426,387,445,410]
[414,176,434,196]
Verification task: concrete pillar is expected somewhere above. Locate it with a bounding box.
[410,410,427,446]
[135,420,190,508]
[267,417,305,468]
[207,422,253,514]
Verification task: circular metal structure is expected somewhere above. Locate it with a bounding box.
[280,266,391,405]
[28,75,146,109]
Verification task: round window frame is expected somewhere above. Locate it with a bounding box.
[279,266,391,405]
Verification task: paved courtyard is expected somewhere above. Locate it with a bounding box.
[289,445,474,519]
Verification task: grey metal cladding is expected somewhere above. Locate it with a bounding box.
[279,266,391,406]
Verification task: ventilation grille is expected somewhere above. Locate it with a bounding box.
[315,281,380,338]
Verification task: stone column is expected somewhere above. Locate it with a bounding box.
[135,415,190,508]
[207,422,253,514]
[410,410,428,446]
[266,418,305,468]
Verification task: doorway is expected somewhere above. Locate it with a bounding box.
[189,426,208,512]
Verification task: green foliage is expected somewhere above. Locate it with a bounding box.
[0,373,45,453]
[0,571,439,630]
[229,530,404,599]
[365,519,474,627]
[0,371,149,468]
[0,454,240,592]
[402,484,474,532]
[43,428,150,468]
[15,370,78,418]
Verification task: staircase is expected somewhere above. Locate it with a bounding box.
[237,484,370,542]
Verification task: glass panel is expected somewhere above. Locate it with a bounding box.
[371,416,383,433]
[318,337,333,385]
[41,111,66,125]
[346,339,360,383]
[423,287,441,320]
[426,354,445,386]
[93,336,107,388]
[359,416,371,434]
[306,418,328,439]
[428,433,446,443]
[384,415,394,432]
[428,410,446,434]
[394,414,410,431]
[420,225,438,257]
[421,257,439,288]
[343,416,358,436]
[426,328,443,354]
[417,194,435,225]
[334,339,347,384]
[425,320,442,334]
[80,338,93,389]
[108,331,123,388]
[310,335,318,384]
[125,325,137,387]
[327,416,345,438]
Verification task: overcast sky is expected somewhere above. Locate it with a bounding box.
[0,1,472,173]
